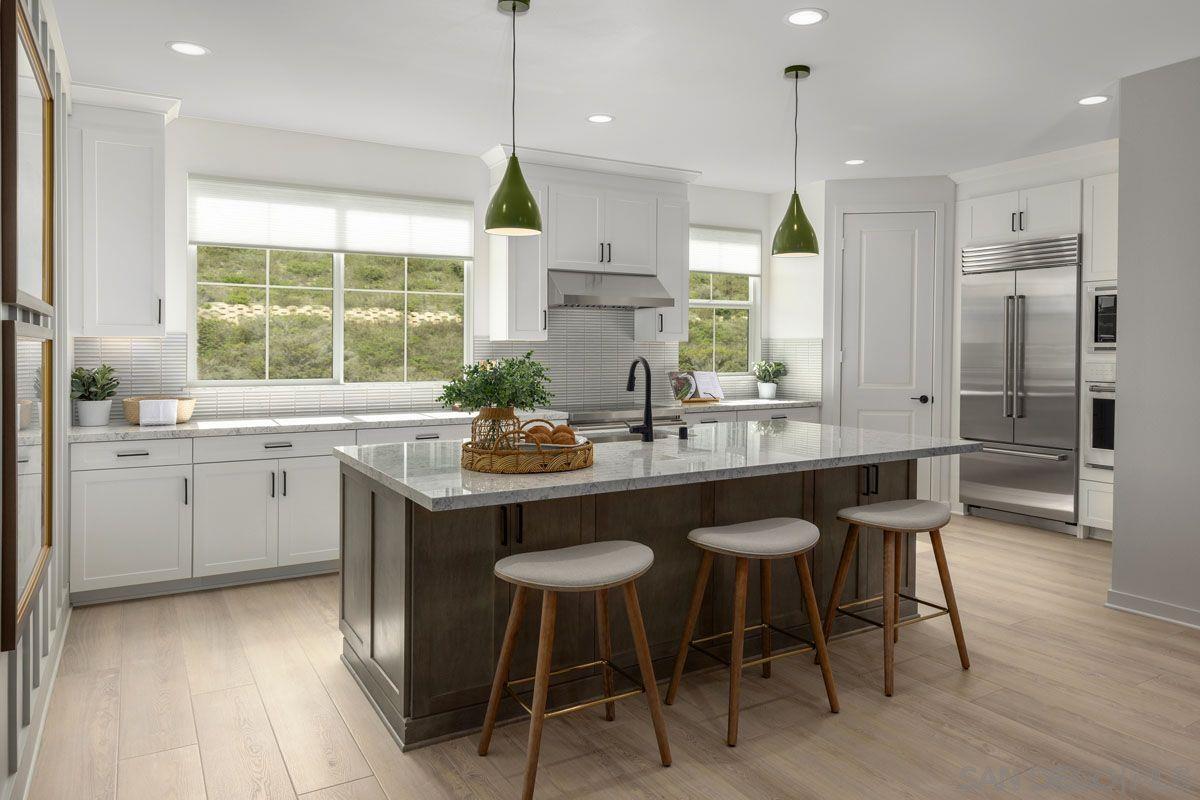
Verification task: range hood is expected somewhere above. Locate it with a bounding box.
[547,270,674,309]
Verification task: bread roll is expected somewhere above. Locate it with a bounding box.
[550,431,576,445]
[551,424,574,437]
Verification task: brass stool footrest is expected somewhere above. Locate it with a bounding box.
[687,622,816,671]
[504,658,645,720]
[832,593,951,636]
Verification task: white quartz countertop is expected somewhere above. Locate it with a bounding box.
[334,420,979,512]
[67,408,567,443]
[672,398,820,412]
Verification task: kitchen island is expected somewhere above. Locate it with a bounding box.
[334,420,979,749]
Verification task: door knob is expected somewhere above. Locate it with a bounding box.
[910,395,931,404]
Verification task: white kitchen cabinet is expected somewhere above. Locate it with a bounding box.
[490,181,549,341]
[961,191,1020,246]
[1080,479,1114,531]
[683,409,738,426]
[193,459,279,577]
[1019,180,1081,240]
[1082,173,1119,282]
[356,424,471,445]
[72,105,167,337]
[70,464,192,591]
[277,456,341,566]
[604,189,658,275]
[735,406,820,423]
[960,181,1081,247]
[634,198,689,342]
[548,183,605,272]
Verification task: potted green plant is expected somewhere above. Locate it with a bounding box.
[438,352,553,447]
[71,364,120,427]
[752,360,788,400]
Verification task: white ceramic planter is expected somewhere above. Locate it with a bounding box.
[757,381,778,400]
[76,399,113,427]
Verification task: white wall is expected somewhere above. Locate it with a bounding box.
[1108,56,1200,628]
[163,117,492,333]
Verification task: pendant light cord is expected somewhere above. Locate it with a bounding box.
[511,4,517,156]
[792,73,799,193]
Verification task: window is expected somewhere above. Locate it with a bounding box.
[188,178,471,384]
[678,227,761,374]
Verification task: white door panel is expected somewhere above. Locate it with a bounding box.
[278,456,340,566]
[193,459,278,576]
[548,184,604,272]
[963,191,1019,246]
[604,189,657,275]
[1019,180,1081,239]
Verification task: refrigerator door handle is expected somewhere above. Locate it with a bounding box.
[980,446,1068,461]
[1002,295,1015,418]
[1014,294,1027,418]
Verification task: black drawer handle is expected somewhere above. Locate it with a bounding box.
[500,505,509,547]
[516,503,524,545]
[116,450,151,458]
[415,433,440,440]
[263,442,293,450]
[770,414,787,420]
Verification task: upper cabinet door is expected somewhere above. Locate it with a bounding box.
[604,189,658,275]
[78,126,165,336]
[962,191,1020,246]
[1018,180,1081,240]
[1082,173,1118,283]
[548,183,604,272]
[634,198,688,342]
[494,181,549,341]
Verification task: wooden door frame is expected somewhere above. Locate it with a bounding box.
[823,202,954,502]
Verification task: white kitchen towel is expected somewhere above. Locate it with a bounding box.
[139,398,179,426]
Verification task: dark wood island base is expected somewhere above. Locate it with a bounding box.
[338,460,919,750]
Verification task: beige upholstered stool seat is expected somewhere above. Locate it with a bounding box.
[837,499,951,532]
[687,517,820,558]
[494,540,654,592]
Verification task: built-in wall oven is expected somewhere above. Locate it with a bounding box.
[1081,361,1115,475]
[1086,284,1117,353]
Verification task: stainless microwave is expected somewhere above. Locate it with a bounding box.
[1086,285,1117,353]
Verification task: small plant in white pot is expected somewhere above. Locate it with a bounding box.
[752,360,787,400]
[71,364,119,427]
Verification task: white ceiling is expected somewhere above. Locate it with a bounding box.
[54,0,1200,193]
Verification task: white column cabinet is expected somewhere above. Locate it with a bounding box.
[1082,173,1119,282]
[603,189,658,275]
[277,456,341,566]
[490,182,549,341]
[961,181,1082,247]
[548,183,605,272]
[634,198,689,342]
[70,464,192,591]
[193,459,279,577]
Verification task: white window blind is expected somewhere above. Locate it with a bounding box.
[689,226,761,276]
[188,176,474,258]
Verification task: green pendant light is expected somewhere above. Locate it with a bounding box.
[772,65,819,257]
[485,1,543,236]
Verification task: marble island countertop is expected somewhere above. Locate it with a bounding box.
[334,420,979,512]
[67,408,567,443]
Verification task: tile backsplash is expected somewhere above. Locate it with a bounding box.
[72,320,822,423]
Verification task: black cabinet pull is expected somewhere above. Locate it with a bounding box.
[542,309,547,330]
[860,465,869,496]
[263,441,293,450]
[1010,212,1016,232]
[414,433,440,440]
[1018,211,1025,231]
[500,505,509,547]
[157,297,163,325]
[606,243,612,263]
[282,470,288,497]
[116,450,151,458]
[658,313,664,333]
[516,504,524,545]
[184,477,189,505]
[599,242,604,263]
[870,464,881,495]
[270,471,276,498]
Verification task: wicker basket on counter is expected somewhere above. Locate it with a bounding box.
[122,396,197,424]
[461,418,593,474]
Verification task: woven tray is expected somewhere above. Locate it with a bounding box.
[123,396,197,424]
[461,418,594,474]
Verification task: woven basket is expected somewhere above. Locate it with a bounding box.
[123,396,197,425]
[461,418,593,474]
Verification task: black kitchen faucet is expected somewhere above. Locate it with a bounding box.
[626,357,655,442]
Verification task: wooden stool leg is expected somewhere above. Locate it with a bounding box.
[727,557,750,747]
[479,585,527,756]
[882,530,897,697]
[817,524,859,663]
[794,552,839,713]
[930,530,970,670]
[596,588,615,721]
[521,591,557,800]
[623,581,672,767]
[760,560,773,679]
[666,551,714,705]
[893,531,903,643]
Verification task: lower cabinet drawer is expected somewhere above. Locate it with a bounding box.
[70,464,193,592]
[192,430,355,463]
[1080,479,1114,530]
[71,438,193,470]
[683,410,738,426]
[356,424,471,446]
[736,406,820,423]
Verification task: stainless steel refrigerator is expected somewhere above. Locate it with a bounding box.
[959,235,1080,524]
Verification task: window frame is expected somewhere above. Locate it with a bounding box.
[685,225,764,376]
[186,244,473,387]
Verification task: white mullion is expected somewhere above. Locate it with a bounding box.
[403,257,409,383]
[333,253,345,384]
[263,250,272,381]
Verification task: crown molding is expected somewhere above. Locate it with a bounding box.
[69,84,182,123]
[480,144,701,184]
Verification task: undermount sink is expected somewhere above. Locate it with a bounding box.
[583,427,678,444]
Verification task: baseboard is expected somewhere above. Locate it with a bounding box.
[70,561,339,606]
[12,604,72,800]
[1105,589,1200,631]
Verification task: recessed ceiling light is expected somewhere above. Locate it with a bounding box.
[1078,95,1109,106]
[166,41,209,56]
[586,113,614,124]
[785,8,828,26]
[844,159,866,166]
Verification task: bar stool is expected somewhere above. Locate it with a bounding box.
[664,518,839,747]
[478,540,671,800]
[821,499,970,697]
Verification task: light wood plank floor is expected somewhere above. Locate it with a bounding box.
[28,515,1200,799]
